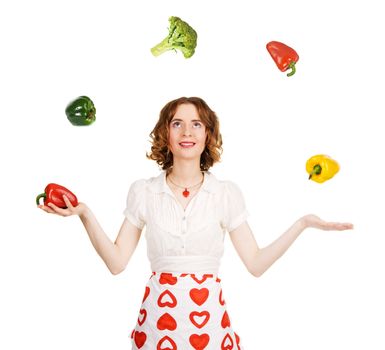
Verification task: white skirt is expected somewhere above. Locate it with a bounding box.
[130,272,243,349]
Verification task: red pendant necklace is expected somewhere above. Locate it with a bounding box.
[167,172,204,197]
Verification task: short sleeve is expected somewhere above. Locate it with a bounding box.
[223,181,249,232]
[123,179,146,230]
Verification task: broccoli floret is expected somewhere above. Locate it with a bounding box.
[151,16,197,58]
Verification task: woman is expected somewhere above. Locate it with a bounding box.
[38,96,353,349]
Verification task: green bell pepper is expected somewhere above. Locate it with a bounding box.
[65,96,96,126]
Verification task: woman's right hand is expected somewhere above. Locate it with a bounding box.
[38,195,87,217]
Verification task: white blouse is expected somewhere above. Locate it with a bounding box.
[123,171,249,274]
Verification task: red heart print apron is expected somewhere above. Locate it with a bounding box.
[130,272,243,349]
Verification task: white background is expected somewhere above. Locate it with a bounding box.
[1,0,384,349]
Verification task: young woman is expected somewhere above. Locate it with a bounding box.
[38,97,353,349]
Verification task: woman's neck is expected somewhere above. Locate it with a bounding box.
[167,161,203,185]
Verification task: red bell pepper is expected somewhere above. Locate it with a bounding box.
[266,41,299,77]
[36,183,78,208]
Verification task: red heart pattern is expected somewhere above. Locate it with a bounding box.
[219,289,226,305]
[190,311,210,329]
[142,286,150,303]
[132,273,241,349]
[159,273,178,285]
[134,331,147,348]
[138,308,147,326]
[191,274,213,284]
[190,333,210,350]
[234,332,241,350]
[157,312,177,331]
[221,333,234,350]
[190,288,209,306]
[158,290,177,308]
[157,335,177,350]
[221,310,231,328]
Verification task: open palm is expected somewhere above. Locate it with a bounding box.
[301,214,353,231]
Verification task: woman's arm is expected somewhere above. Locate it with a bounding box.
[229,215,353,277]
[39,195,142,275]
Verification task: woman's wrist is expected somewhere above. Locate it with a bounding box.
[78,203,91,219]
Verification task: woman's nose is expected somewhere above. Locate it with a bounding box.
[183,126,192,136]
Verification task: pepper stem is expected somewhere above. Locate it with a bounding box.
[36,193,46,205]
[287,61,296,77]
[308,164,322,180]
[87,109,96,122]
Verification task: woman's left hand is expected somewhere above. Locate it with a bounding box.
[300,214,354,231]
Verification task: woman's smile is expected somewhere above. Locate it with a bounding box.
[179,142,196,148]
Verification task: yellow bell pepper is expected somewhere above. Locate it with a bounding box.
[306,155,340,183]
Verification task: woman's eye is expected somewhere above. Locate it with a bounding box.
[171,121,202,128]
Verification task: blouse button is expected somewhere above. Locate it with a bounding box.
[182,216,187,234]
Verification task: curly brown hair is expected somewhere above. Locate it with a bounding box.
[146,97,223,171]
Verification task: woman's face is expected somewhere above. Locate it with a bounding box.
[168,103,207,162]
